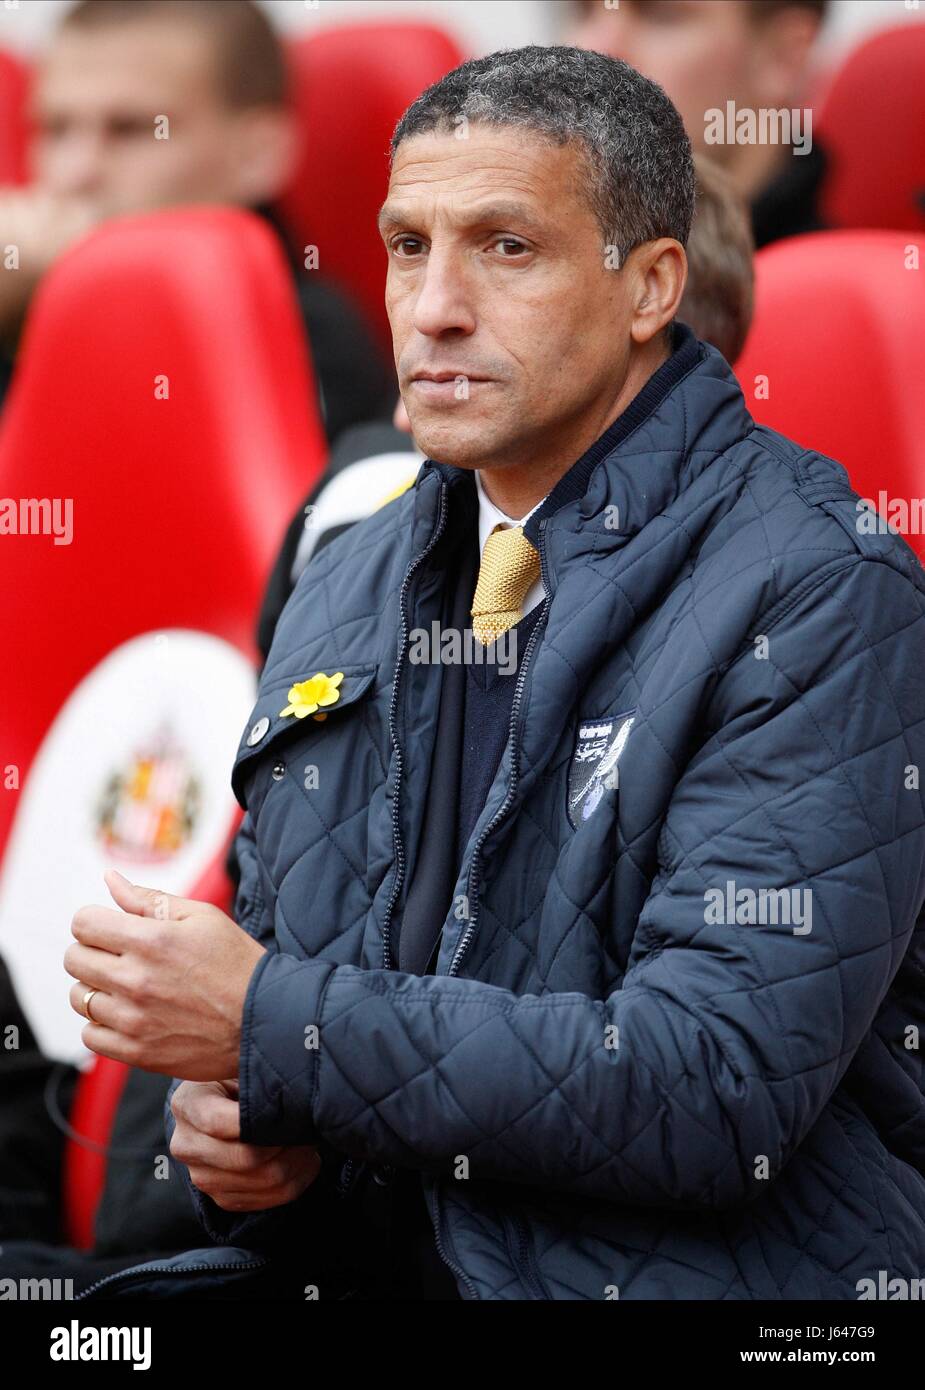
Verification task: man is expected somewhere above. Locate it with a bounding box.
[65,47,925,1301]
[568,0,829,248]
[0,0,392,441]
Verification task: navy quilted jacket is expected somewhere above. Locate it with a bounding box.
[168,328,925,1301]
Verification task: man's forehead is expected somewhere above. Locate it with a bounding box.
[382,128,584,226]
[36,22,218,111]
[390,125,566,178]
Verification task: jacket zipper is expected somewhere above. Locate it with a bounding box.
[448,520,551,978]
[75,1255,267,1300]
[429,524,551,1301]
[426,1179,480,1300]
[336,1154,361,1197]
[502,1209,552,1300]
[337,482,450,1201]
[380,478,449,971]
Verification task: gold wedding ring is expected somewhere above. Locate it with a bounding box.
[82,988,99,1023]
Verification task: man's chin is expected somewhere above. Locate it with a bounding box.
[409,419,512,470]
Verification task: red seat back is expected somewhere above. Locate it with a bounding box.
[0,47,30,185]
[0,206,323,1247]
[277,23,465,351]
[0,206,325,859]
[816,24,925,234]
[734,230,925,562]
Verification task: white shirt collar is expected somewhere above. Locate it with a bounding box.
[474,470,546,556]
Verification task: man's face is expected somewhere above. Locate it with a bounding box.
[32,21,262,216]
[568,0,781,158]
[382,125,636,471]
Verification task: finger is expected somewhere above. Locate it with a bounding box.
[185,1152,310,1195]
[68,983,144,1038]
[68,981,115,1027]
[171,1083,244,1142]
[189,1149,322,1208]
[173,1133,249,1173]
[70,904,138,953]
[200,1148,322,1192]
[80,1020,143,1066]
[171,1124,286,1174]
[105,868,199,922]
[183,1135,318,1188]
[63,941,123,991]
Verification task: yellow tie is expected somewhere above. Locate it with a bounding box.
[470,524,541,646]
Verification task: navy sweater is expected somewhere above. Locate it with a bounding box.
[397,518,545,976]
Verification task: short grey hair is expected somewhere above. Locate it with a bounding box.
[391,45,695,265]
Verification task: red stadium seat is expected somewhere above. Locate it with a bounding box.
[0,206,323,1245]
[734,230,925,562]
[277,22,465,351]
[0,47,30,186]
[816,24,925,234]
[0,205,325,859]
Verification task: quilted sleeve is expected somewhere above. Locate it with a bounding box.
[237,557,925,1210]
[230,810,271,946]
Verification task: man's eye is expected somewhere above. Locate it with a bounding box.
[392,237,425,257]
[108,118,156,139]
[35,117,69,141]
[637,0,690,24]
[492,238,528,258]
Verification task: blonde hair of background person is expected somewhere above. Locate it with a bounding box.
[679,154,755,364]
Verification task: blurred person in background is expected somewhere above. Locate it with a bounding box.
[568,0,829,247]
[0,0,393,441]
[0,0,395,1289]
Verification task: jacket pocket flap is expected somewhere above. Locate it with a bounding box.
[231,664,377,808]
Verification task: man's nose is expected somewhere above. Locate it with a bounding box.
[42,131,107,198]
[411,247,476,339]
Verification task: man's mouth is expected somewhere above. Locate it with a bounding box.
[408,370,492,402]
[411,370,490,383]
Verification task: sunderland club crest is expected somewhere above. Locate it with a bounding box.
[95,723,201,862]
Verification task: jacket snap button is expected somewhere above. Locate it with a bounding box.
[271,761,286,781]
[371,1164,394,1187]
[247,716,270,746]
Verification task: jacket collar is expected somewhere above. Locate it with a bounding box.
[416,321,753,579]
[521,321,702,548]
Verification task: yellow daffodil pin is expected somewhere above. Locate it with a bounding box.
[280,671,344,722]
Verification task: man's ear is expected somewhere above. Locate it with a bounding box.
[226,106,298,207]
[629,239,688,347]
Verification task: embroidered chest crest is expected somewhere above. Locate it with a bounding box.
[567,710,635,828]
